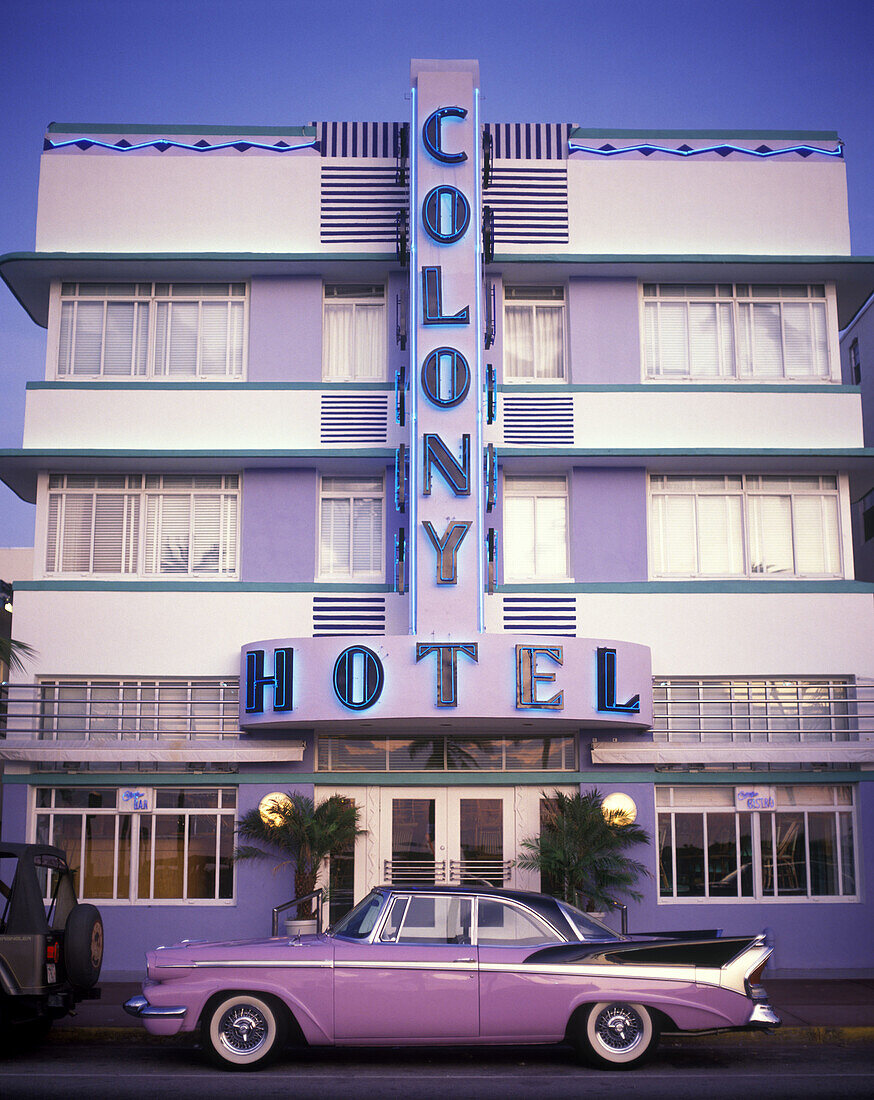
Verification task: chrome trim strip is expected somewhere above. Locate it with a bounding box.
[335,959,477,972]
[155,959,334,969]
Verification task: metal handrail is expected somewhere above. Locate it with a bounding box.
[574,891,629,935]
[272,888,324,937]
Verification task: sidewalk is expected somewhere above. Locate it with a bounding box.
[61,979,874,1032]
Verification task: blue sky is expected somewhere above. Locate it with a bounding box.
[2,0,873,545]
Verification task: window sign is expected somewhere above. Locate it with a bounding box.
[735,785,776,811]
[117,787,153,812]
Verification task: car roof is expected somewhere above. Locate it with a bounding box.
[373,884,575,932]
[0,842,68,862]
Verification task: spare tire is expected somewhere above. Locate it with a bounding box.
[64,903,104,989]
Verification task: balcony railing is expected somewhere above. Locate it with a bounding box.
[652,678,870,744]
[1,680,241,741]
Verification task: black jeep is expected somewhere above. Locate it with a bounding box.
[0,842,103,1045]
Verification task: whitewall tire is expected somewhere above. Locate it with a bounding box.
[581,1001,658,1068]
[206,993,285,1070]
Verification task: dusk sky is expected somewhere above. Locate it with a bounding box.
[2,0,873,545]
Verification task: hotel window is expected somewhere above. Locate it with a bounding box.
[649,475,841,578]
[45,474,239,577]
[643,284,831,381]
[503,286,565,381]
[56,283,246,379]
[653,678,855,745]
[503,476,569,581]
[322,284,386,381]
[317,734,576,771]
[319,476,384,580]
[657,784,857,902]
[34,787,236,903]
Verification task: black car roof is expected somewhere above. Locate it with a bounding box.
[373,884,578,934]
[0,842,68,862]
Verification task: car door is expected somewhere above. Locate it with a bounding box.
[475,896,570,1041]
[333,893,478,1040]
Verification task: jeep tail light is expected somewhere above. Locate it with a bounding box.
[46,940,60,963]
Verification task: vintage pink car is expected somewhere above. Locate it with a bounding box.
[124,885,780,1070]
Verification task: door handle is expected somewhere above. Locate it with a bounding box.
[454,957,476,963]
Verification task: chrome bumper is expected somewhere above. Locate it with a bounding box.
[748,1002,781,1028]
[124,994,187,1020]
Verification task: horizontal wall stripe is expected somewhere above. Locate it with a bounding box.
[321,163,408,243]
[486,164,568,244]
[5,770,868,786]
[495,384,859,394]
[28,381,397,391]
[17,581,393,592]
[49,123,317,137]
[16,580,874,594]
[569,128,841,141]
[498,581,874,593]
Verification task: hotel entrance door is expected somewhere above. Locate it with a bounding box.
[379,788,515,887]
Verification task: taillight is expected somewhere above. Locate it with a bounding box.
[46,940,60,964]
[745,957,769,997]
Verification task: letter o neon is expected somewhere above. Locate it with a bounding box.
[422,185,470,244]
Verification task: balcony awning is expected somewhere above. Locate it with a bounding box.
[590,740,874,765]
[3,251,874,329]
[0,739,306,764]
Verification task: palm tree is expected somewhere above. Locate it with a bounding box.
[0,636,36,675]
[517,788,652,911]
[235,793,365,920]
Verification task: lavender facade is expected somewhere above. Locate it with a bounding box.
[2,60,874,977]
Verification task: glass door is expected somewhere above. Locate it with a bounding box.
[448,792,514,887]
[380,788,447,885]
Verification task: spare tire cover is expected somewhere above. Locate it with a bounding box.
[64,903,104,989]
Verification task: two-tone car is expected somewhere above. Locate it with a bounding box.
[124,884,780,1070]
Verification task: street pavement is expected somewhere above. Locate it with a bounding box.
[1,1033,873,1099]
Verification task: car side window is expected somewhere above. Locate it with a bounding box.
[476,900,555,947]
[391,895,473,945]
[379,896,410,941]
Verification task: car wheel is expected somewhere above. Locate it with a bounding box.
[206,994,285,1070]
[63,903,104,989]
[580,1001,658,1069]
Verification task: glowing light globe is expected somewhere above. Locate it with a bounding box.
[601,792,637,824]
[258,791,292,827]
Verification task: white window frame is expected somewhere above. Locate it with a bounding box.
[641,283,838,383]
[503,286,566,383]
[656,784,858,903]
[648,474,843,579]
[503,475,570,582]
[322,284,387,382]
[32,786,237,905]
[318,475,385,581]
[42,473,240,579]
[51,282,248,381]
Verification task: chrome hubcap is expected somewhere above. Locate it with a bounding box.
[595,1005,642,1052]
[219,1005,268,1054]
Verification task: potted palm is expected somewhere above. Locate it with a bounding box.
[235,792,365,935]
[517,788,651,916]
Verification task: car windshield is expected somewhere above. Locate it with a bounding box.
[557,901,621,941]
[330,890,384,939]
